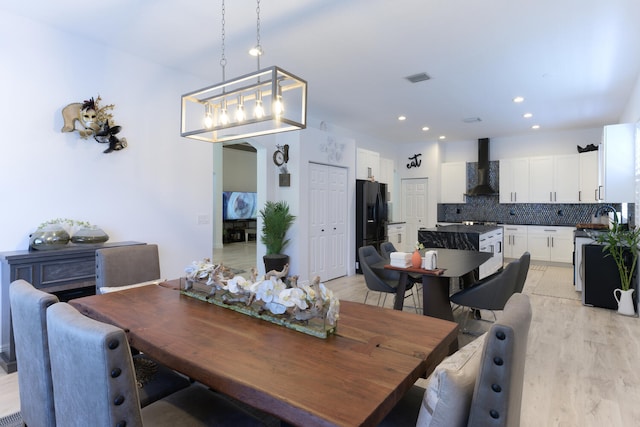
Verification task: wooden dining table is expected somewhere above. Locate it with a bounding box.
[382,248,493,321]
[69,281,458,427]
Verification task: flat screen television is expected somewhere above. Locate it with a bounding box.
[222,191,258,220]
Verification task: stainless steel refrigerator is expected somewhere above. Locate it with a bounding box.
[355,179,388,273]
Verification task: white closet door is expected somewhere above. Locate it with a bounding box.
[401,178,428,251]
[309,163,348,281]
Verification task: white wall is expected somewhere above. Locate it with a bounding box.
[0,11,216,350]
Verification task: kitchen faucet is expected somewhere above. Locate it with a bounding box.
[594,204,619,225]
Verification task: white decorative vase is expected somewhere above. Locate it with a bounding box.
[613,288,635,316]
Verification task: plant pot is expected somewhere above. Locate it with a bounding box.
[613,288,636,316]
[263,254,289,274]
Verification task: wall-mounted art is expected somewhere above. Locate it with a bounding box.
[61,95,127,153]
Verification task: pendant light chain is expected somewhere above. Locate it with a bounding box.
[220,0,227,82]
[255,0,262,70]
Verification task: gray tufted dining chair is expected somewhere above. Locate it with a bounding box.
[47,302,280,427]
[378,293,532,427]
[9,279,59,427]
[95,244,161,294]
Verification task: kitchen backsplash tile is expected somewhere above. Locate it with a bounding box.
[438,199,632,227]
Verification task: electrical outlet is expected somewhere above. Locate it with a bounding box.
[197,214,210,225]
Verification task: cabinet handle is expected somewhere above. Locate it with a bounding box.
[550,191,553,202]
[594,189,598,202]
[551,237,554,248]
[514,192,517,202]
[547,237,550,247]
[598,185,603,200]
[578,190,582,202]
[398,234,402,244]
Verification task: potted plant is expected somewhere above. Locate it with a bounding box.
[259,201,296,273]
[593,218,640,316]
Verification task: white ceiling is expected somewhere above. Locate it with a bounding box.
[4,0,640,143]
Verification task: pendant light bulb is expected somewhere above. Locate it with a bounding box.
[235,96,246,122]
[220,100,229,126]
[254,91,265,119]
[273,85,284,117]
[203,104,214,129]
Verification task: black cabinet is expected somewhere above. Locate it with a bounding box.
[583,244,637,310]
[223,220,257,243]
[0,241,145,373]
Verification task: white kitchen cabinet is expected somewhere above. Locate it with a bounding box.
[499,158,529,203]
[527,226,573,263]
[356,148,380,181]
[387,223,407,252]
[440,162,466,203]
[598,123,635,203]
[478,228,504,279]
[529,155,579,203]
[502,225,528,259]
[379,157,394,196]
[578,151,599,203]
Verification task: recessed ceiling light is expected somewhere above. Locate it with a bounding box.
[422,126,430,131]
[513,96,524,103]
[523,113,533,118]
[439,135,446,140]
[531,124,540,130]
[398,115,406,121]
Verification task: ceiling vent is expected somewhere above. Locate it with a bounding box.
[405,72,431,83]
[462,117,482,123]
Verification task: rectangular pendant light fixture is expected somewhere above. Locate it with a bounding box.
[181,66,307,143]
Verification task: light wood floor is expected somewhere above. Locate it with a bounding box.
[2,242,639,426]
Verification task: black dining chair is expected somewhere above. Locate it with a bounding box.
[514,252,531,293]
[359,245,419,312]
[380,241,422,308]
[449,259,521,334]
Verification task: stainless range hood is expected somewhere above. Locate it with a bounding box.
[466,138,498,196]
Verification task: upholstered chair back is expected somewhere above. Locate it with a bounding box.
[467,292,532,426]
[47,302,144,427]
[9,280,59,427]
[95,244,160,293]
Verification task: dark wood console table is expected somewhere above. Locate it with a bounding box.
[0,241,145,373]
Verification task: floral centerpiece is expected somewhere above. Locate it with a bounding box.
[183,259,339,338]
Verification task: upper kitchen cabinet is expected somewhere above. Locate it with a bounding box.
[499,157,530,203]
[356,148,380,181]
[578,151,599,203]
[529,154,580,203]
[378,157,394,195]
[440,162,466,203]
[598,123,635,203]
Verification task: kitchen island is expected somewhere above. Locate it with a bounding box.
[418,224,503,280]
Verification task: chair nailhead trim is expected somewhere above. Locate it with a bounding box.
[496,331,506,340]
[114,395,125,405]
[491,383,502,392]
[490,409,500,419]
[493,356,504,366]
[108,339,120,350]
[111,368,122,378]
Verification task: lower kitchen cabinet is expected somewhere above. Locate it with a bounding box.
[527,226,574,263]
[386,223,407,252]
[503,225,528,259]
